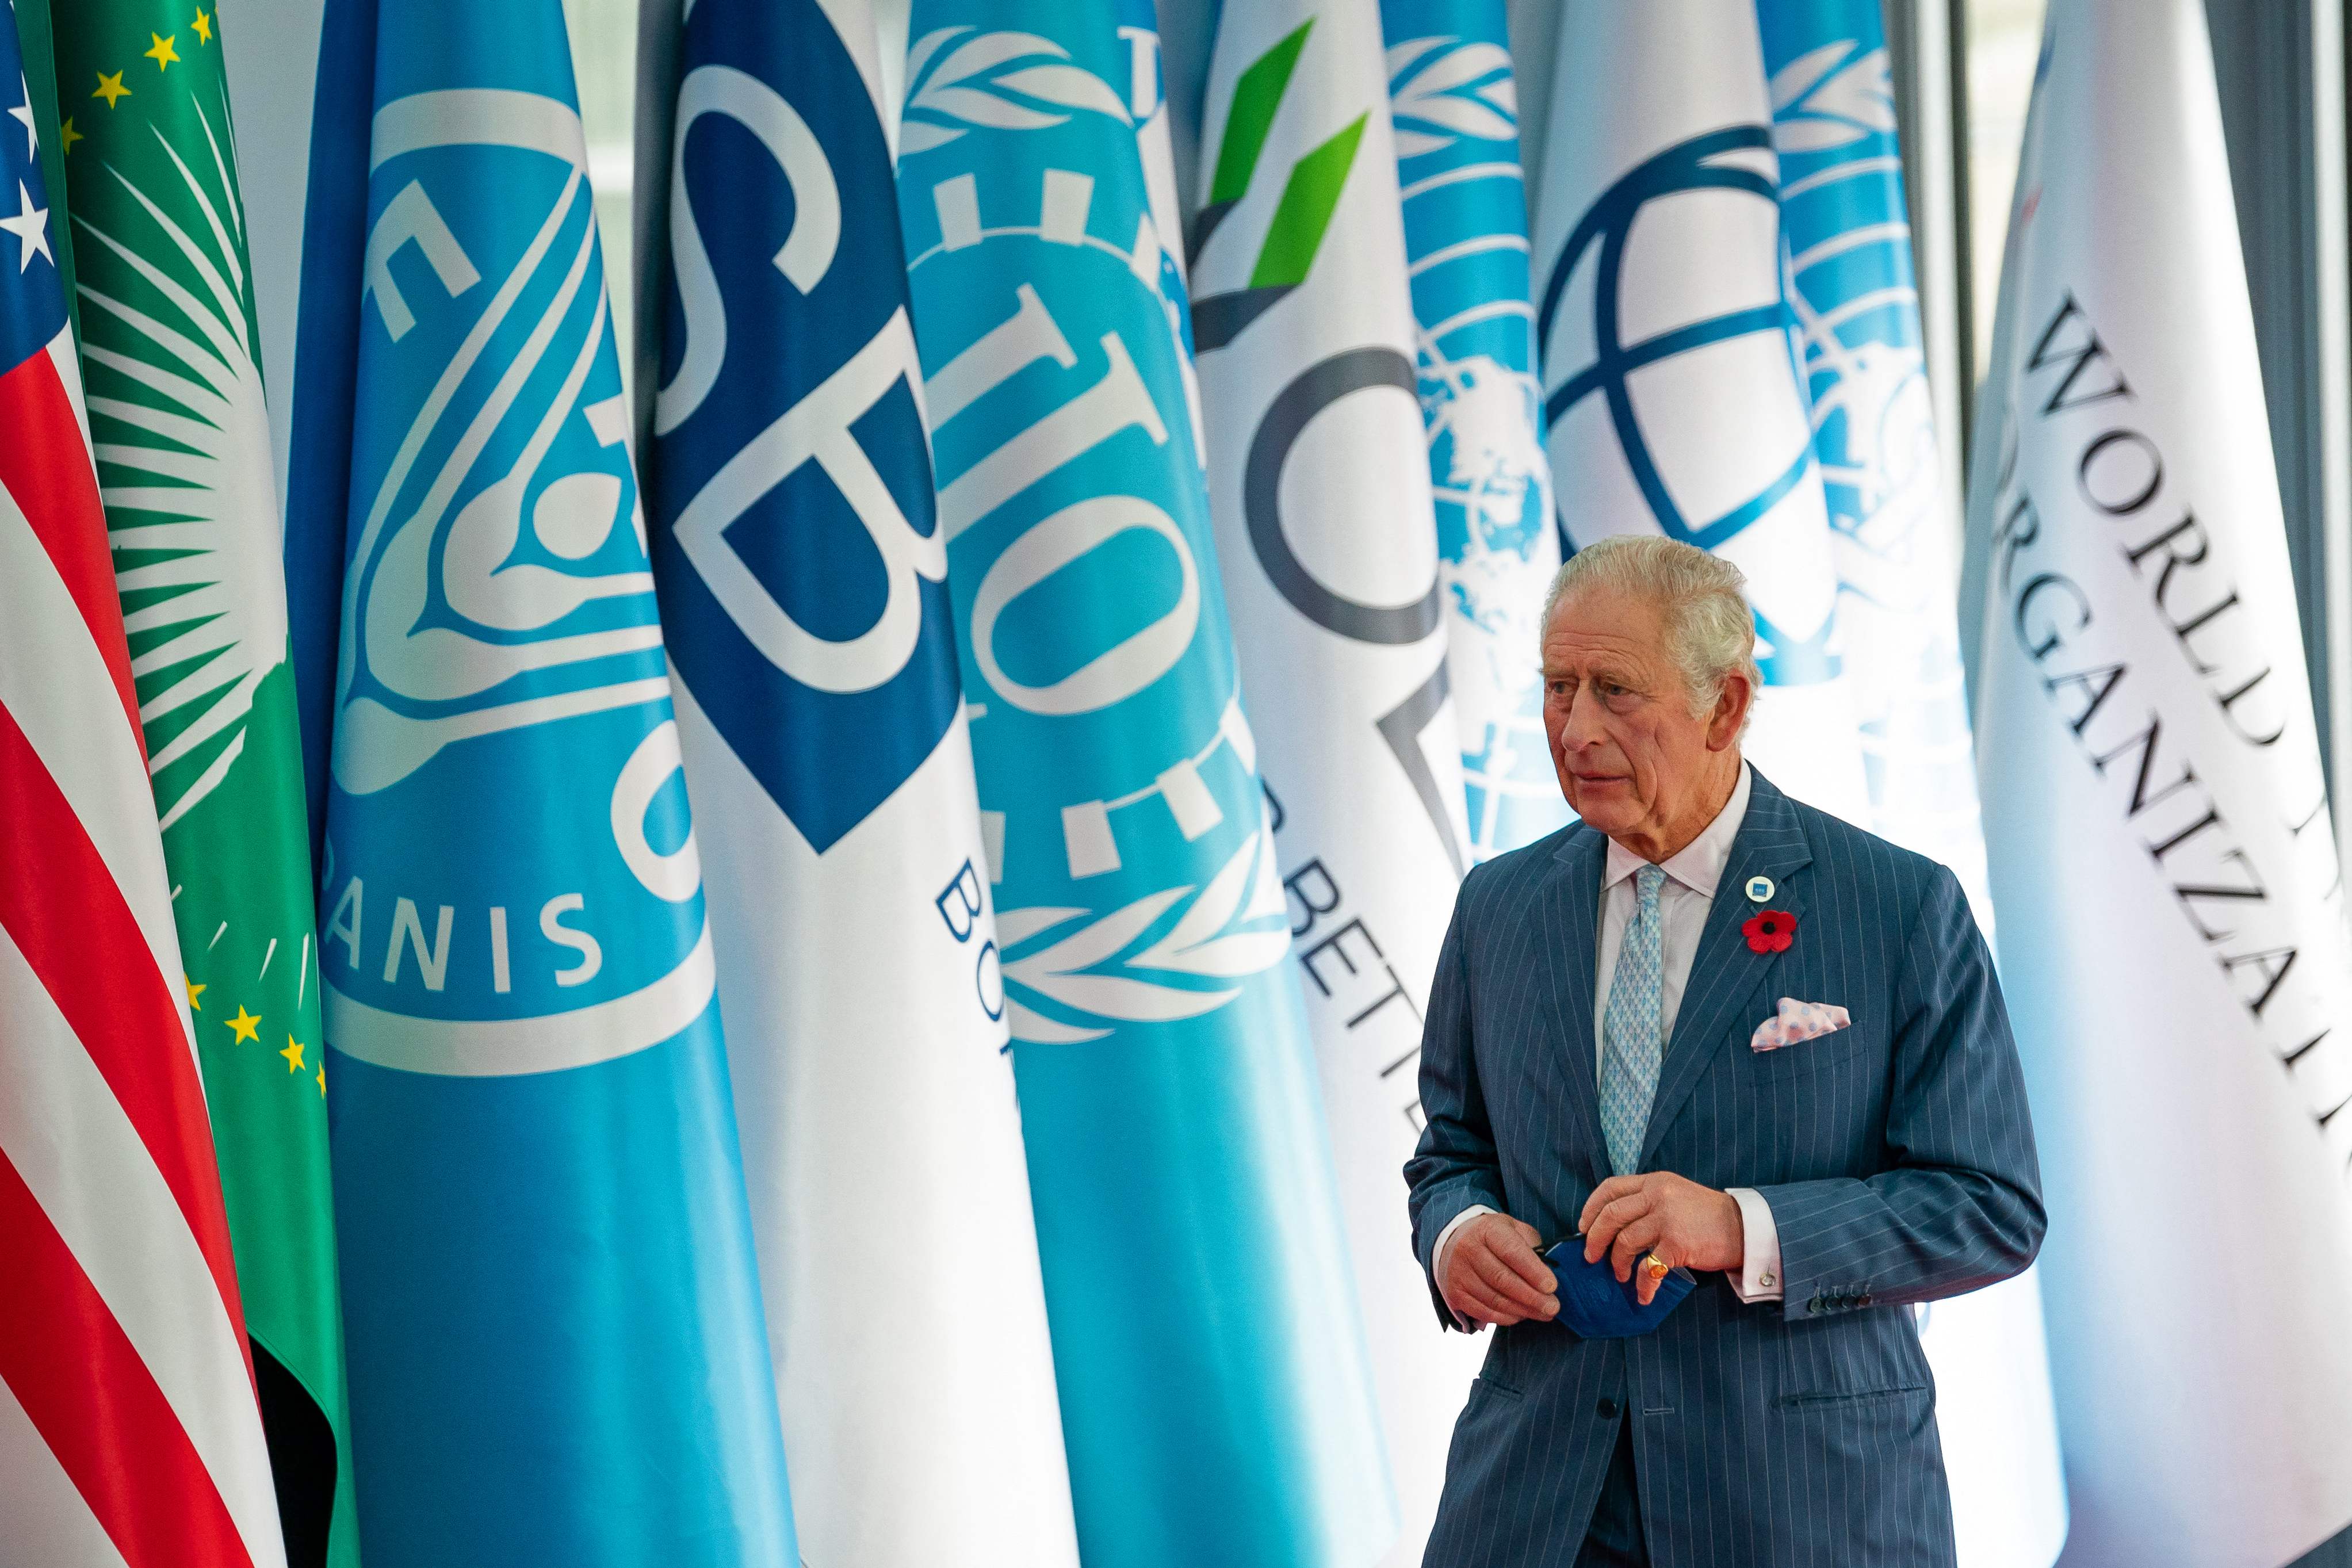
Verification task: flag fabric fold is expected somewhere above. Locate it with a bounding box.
[0,2,288,1559]
[1971,3,2352,1565]
[49,3,361,1560]
[1382,0,1569,866]
[282,3,799,1563]
[897,2,1394,1563]
[1531,0,1867,821]
[1185,3,1475,1560]
[637,0,1080,1562]
[1756,5,2066,1563]
[1759,0,1988,894]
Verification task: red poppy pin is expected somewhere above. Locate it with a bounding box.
[1742,909,1797,954]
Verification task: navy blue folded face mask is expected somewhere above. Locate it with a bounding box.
[1541,1238,1697,1338]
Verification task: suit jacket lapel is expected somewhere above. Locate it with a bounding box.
[1540,825,1614,1191]
[1638,769,1815,1170]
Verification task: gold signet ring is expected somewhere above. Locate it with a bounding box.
[1641,1252,1671,1282]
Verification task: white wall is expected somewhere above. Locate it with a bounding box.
[221,0,323,505]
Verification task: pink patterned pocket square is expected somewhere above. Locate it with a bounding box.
[1750,997,1852,1052]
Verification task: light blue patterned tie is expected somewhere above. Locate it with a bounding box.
[1600,864,1668,1176]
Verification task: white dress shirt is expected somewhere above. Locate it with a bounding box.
[1435,763,1785,1315]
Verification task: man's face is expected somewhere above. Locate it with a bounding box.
[1542,585,1743,845]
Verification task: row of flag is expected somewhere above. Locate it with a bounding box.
[1,0,2346,1566]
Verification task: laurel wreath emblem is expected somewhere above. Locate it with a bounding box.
[1386,36,1517,160]
[1768,40,1896,152]
[901,28,1131,155]
[995,827,1293,1045]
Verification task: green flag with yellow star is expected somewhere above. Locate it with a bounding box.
[48,6,358,1566]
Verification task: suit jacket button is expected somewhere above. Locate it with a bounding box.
[1596,1398,1619,1418]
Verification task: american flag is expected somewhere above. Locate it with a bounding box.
[0,5,288,1564]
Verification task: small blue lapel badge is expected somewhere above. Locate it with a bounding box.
[1744,875,1774,904]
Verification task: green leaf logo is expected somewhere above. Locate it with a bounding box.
[1191,20,1367,351]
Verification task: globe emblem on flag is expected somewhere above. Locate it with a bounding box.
[1767,39,1940,660]
[1425,361,1549,568]
[1420,355,1551,701]
[1539,124,1839,684]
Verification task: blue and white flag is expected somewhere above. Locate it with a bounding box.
[1188,5,1474,1563]
[1758,7,2066,1565]
[282,4,798,1563]
[637,1,1079,1563]
[897,3,1393,1565]
[1760,0,1990,908]
[1531,0,1868,821]
[1383,0,1568,864]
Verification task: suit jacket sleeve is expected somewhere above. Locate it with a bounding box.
[1404,871,1509,1329]
[1752,863,2046,1319]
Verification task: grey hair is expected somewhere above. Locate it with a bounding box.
[1541,534,1761,729]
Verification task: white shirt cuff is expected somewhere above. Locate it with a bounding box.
[1726,1187,1783,1302]
[1433,1204,1498,1330]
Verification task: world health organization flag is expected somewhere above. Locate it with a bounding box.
[1758,5,2066,1564]
[636,0,1079,1563]
[282,3,799,1563]
[1531,0,1867,820]
[897,3,1393,1564]
[1383,0,1568,866]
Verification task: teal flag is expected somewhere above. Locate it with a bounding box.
[282,1,800,1562]
[897,2,1395,1564]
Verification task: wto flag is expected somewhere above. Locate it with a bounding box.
[1972,2,2352,1564]
[636,1,1079,1563]
[281,2,799,1563]
[1190,4,1474,1557]
[1531,0,1867,820]
[896,3,1394,1565]
[1383,0,1567,866]
[1758,6,2066,1566]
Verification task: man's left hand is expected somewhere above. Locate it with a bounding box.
[1578,1173,1745,1305]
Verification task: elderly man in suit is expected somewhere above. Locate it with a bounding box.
[1405,535,2043,1567]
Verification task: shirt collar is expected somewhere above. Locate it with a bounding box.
[1603,761,1752,899]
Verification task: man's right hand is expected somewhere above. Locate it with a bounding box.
[1439,1212,1560,1328]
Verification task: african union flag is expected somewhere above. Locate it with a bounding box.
[48,3,358,1559]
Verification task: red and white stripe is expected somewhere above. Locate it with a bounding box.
[0,328,289,1568]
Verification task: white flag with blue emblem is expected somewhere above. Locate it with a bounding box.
[281,1,801,1561]
[636,2,1080,1565]
[1383,0,1569,865]
[1188,5,1482,1562]
[1972,2,2352,1564]
[1758,5,2066,1565]
[1531,0,1867,821]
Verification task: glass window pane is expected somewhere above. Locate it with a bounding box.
[563,0,639,397]
[1965,0,2049,383]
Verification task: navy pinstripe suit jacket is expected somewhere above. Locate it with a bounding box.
[1405,769,2044,1568]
